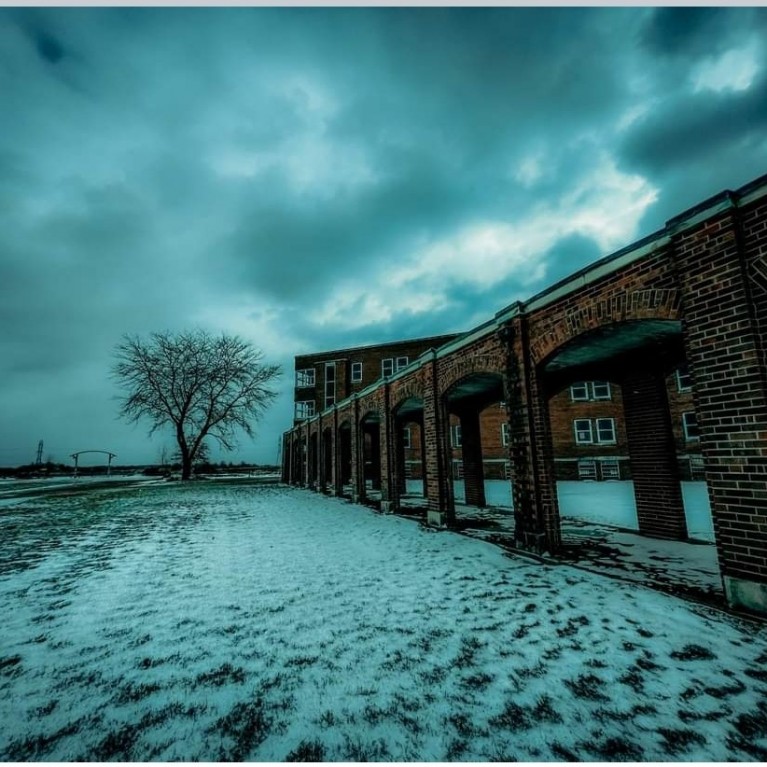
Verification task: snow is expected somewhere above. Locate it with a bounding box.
[1,481,765,761]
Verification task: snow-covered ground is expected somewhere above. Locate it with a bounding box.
[1,482,765,761]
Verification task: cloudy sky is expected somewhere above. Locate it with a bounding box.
[2,5,767,468]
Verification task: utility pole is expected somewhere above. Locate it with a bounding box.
[36,440,44,465]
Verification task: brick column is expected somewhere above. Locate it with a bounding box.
[458,408,486,507]
[380,387,395,513]
[423,351,454,526]
[350,396,364,503]
[622,368,687,539]
[673,204,767,613]
[331,407,340,496]
[502,316,561,552]
[394,421,407,496]
[369,424,382,491]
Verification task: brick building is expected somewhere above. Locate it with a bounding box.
[293,339,700,483]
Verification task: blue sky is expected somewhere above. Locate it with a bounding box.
[2,6,767,467]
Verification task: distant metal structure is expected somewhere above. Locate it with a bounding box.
[36,440,44,465]
[71,450,117,478]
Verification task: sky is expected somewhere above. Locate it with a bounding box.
[2,5,767,468]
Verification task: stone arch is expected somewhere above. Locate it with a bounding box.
[437,345,506,399]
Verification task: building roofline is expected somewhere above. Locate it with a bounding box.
[294,332,462,364]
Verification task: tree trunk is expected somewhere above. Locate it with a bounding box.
[181,452,193,480]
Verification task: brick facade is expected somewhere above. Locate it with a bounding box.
[283,172,767,615]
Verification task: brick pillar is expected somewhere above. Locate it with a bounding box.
[350,397,364,503]
[331,407,340,496]
[303,426,310,487]
[423,351,454,526]
[380,387,395,512]
[369,424,382,491]
[673,204,767,613]
[622,368,687,539]
[502,315,560,552]
[458,408,486,507]
[394,421,407,495]
[419,420,428,498]
[317,414,326,493]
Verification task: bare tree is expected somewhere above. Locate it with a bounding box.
[113,330,281,480]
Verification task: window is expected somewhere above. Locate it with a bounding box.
[501,422,510,447]
[595,418,616,444]
[295,368,315,387]
[574,419,593,444]
[682,411,699,441]
[571,381,611,401]
[574,418,616,445]
[402,427,411,449]
[578,459,598,480]
[351,362,363,383]
[295,400,315,419]
[451,424,462,448]
[677,365,692,392]
[601,459,620,480]
[592,381,611,400]
[324,362,335,408]
[452,460,464,479]
[396,356,409,371]
[570,382,589,401]
[382,358,394,377]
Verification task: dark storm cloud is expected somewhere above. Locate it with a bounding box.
[1,6,767,465]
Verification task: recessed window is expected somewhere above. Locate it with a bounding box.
[295,368,315,387]
[501,422,510,447]
[570,382,589,401]
[574,419,593,444]
[382,358,394,378]
[595,418,616,444]
[351,362,363,383]
[402,427,411,449]
[295,400,315,419]
[451,424,462,448]
[396,356,409,371]
[571,381,611,401]
[677,365,693,392]
[682,411,699,441]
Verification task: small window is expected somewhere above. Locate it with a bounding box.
[452,460,464,479]
[402,427,411,449]
[295,400,315,419]
[595,418,616,444]
[382,358,394,378]
[574,419,593,444]
[682,411,699,441]
[451,424,462,448]
[351,362,363,383]
[591,381,611,401]
[578,459,598,480]
[295,368,315,387]
[601,459,620,480]
[396,356,409,371]
[677,365,692,392]
[501,422,510,447]
[570,382,589,401]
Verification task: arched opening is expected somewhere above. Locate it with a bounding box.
[393,396,427,512]
[540,319,717,596]
[308,431,319,489]
[359,410,382,504]
[444,372,509,515]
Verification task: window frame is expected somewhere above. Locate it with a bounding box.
[402,426,411,449]
[574,418,594,445]
[578,459,598,480]
[295,400,315,419]
[381,358,394,378]
[451,424,462,448]
[595,417,617,445]
[676,365,693,392]
[501,422,510,447]
[682,411,699,441]
[395,356,409,372]
[591,381,612,401]
[324,362,336,408]
[351,361,363,383]
[570,382,590,402]
[295,368,315,388]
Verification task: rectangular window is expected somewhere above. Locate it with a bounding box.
[295,368,315,388]
[570,382,589,401]
[351,361,363,383]
[683,411,699,441]
[601,459,620,480]
[451,424,462,448]
[402,427,411,449]
[295,400,315,419]
[677,365,692,392]
[382,358,394,378]
[689,454,705,480]
[578,459,598,480]
[501,422,510,447]
[595,417,616,444]
[324,362,335,408]
[453,460,464,479]
[591,381,611,400]
[574,419,593,444]
[396,356,409,371]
